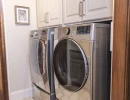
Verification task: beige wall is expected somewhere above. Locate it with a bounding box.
[2,0,37,100]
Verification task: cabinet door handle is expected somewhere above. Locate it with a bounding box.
[79,2,83,16]
[44,14,46,22]
[46,12,49,23]
[44,13,47,23]
[83,0,86,16]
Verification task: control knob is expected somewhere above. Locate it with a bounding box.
[66,28,70,35]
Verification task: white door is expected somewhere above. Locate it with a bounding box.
[37,0,47,28]
[48,0,62,26]
[83,0,113,21]
[63,0,83,24]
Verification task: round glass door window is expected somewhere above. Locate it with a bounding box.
[30,39,46,76]
[53,39,88,92]
[38,40,45,75]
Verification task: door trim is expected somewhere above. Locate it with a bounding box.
[0,0,9,100]
[112,0,130,100]
[126,1,130,100]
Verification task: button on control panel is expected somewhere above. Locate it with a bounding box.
[77,26,91,34]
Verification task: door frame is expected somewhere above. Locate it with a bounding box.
[126,1,130,99]
[112,0,130,100]
[0,0,9,100]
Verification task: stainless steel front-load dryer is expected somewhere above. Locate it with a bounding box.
[53,23,111,100]
[30,29,56,100]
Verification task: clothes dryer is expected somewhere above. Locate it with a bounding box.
[30,29,56,100]
[53,23,111,100]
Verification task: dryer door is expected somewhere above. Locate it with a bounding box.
[53,39,88,92]
[38,39,48,84]
[30,39,46,76]
[38,40,46,75]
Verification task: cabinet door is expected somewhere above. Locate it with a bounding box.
[48,0,62,26]
[83,0,113,21]
[63,0,83,24]
[37,0,47,28]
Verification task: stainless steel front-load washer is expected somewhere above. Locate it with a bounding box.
[30,29,56,100]
[53,23,111,100]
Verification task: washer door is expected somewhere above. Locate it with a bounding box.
[30,39,46,76]
[53,39,88,92]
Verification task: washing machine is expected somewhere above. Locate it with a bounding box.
[53,23,111,100]
[30,29,56,100]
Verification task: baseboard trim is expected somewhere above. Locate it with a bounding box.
[10,88,32,100]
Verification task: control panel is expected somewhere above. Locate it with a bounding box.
[77,26,91,34]
[34,31,38,36]
[41,30,47,39]
[30,30,38,38]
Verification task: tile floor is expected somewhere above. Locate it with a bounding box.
[22,85,90,100]
[56,85,90,100]
[21,98,33,100]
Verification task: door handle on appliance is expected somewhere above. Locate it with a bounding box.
[90,41,94,100]
[79,2,83,16]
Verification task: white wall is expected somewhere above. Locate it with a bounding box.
[2,0,37,100]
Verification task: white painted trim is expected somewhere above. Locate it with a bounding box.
[110,22,113,51]
[10,88,32,100]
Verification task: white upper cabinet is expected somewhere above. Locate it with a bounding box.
[83,0,113,21]
[36,0,113,27]
[48,0,62,26]
[36,0,47,28]
[37,0,62,28]
[63,0,112,24]
[63,0,83,24]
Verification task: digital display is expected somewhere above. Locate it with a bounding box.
[77,26,91,34]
